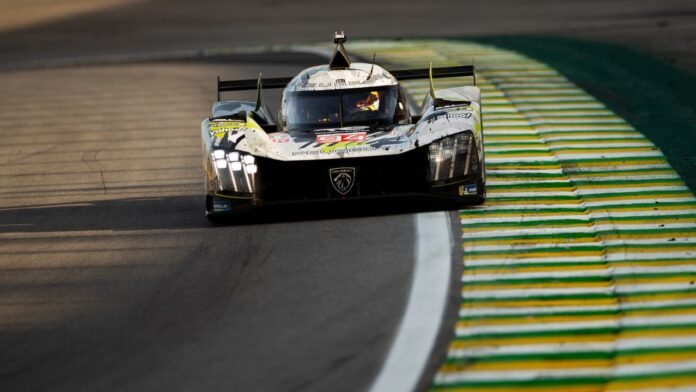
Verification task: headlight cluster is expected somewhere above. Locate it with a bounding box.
[212,149,258,193]
[428,133,472,182]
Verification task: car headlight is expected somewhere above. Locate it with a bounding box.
[213,149,225,159]
[428,132,472,182]
[212,149,259,193]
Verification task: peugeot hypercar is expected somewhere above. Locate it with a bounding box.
[202,33,485,221]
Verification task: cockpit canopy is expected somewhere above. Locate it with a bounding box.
[282,86,409,131]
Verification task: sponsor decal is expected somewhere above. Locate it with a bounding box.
[316,132,367,144]
[447,111,473,120]
[209,120,245,133]
[212,199,231,212]
[209,120,246,139]
[290,145,376,156]
[329,167,356,195]
[459,183,478,196]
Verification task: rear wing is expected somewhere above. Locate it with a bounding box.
[216,65,475,100]
[391,65,475,82]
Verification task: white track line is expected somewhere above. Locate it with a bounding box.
[369,212,453,392]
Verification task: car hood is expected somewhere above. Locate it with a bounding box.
[202,105,480,161]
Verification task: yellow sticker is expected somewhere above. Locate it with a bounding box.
[209,120,245,133]
[209,120,245,139]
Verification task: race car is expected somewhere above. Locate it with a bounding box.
[202,32,485,221]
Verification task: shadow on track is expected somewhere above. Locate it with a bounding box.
[0,195,464,233]
[0,196,207,233]
[0,193,422,392]
[210,198,466,226]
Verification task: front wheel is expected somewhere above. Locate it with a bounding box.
[474,178,486,205]
[205,195,226,224]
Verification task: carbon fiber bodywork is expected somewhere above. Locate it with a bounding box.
[203,37,485,220]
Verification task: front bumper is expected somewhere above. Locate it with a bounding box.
[207,144,484,216]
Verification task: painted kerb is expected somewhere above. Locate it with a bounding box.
[350,39,696,391]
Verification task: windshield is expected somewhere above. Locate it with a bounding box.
[285,86,400,130]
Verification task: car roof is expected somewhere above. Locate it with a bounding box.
[284,62,398,93]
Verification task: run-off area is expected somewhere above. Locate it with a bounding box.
[348,40,696,391]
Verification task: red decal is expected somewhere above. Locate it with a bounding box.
[270,134,290,143]
[316,132,367,144]
[316,134,342,144]
[342,132,367,142]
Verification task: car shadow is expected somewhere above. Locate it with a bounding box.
[0,195,207,233]
[209,197,465,226]
[0,195,463,233]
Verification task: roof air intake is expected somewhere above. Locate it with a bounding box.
[329,31,351,70]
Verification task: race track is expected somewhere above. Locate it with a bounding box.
[0,1,695,391]
[0,60,423,392]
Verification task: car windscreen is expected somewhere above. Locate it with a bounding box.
[285,86,398,131]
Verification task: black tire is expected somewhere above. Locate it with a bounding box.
[206,213,227,225]
[475,178,486,204]
[205,195,225,224]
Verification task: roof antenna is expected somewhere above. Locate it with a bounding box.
[367,53,376,80]
[472,56,477,86]
[428,62,436,98]
[254,72,262,112]
[329,31,351,69]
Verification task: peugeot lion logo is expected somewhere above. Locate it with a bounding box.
[329,167,356,195]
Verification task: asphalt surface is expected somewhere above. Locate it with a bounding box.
[0,1,694,391]
[0,60,416,391]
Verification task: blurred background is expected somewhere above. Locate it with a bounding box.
[1,0,695,72]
